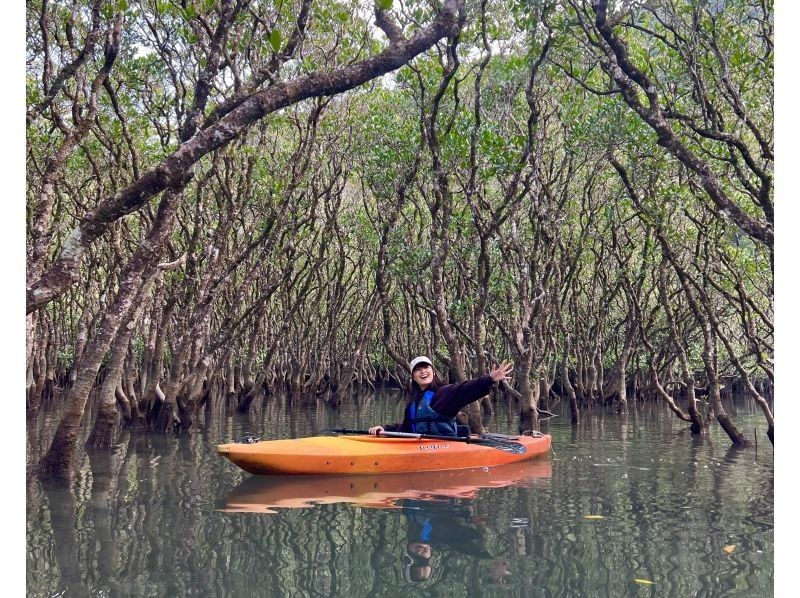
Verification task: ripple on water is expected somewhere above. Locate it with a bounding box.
[26,396,773,597]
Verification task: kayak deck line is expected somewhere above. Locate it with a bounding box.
[217,433,551,476]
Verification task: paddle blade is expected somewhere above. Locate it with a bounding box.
[475,438,527,454]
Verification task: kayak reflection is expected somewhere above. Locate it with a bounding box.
[221,458,552,513]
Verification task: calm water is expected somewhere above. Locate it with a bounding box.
[26,392,773,597]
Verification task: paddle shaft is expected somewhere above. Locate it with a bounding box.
[325,428,482,442]
[322,428,527,453]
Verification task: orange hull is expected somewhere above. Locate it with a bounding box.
[221,458,553,512]
[217,434,551,475]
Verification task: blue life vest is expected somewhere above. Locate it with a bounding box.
[409,390,458,436]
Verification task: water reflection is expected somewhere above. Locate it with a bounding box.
[39,477,91,597]
[400,497,489,584]
[397,497,526,588]
[221,459,552,512]
[27,395,773,597]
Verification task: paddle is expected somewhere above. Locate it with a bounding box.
[321,428,527,455]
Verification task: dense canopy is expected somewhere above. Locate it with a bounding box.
[26,0,773,474]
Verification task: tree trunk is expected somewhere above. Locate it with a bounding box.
[561,359,579,425]
[175,358,212,430]
[123,347,141,425]
[26,313,38,413]
[86,305,144,447]
[518,373,540,433]
[115,385,132,426]
[702,330,751,447]
[149,382,178,432]
[237,370,268,414]
[37,186,185,476]
[604,321,636,414]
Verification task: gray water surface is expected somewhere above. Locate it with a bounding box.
[26,394,773,597]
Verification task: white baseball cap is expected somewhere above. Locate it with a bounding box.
[409,356,433,373]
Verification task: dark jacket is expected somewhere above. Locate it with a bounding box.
[383,375,494,433]
[402,498,489,554]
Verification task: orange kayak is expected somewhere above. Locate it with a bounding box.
[217,433,551,475]
[221,458,553,512]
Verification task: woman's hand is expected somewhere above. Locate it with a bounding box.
[489,362,513,383]
[368,426,385,436]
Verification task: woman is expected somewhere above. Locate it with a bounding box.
[368,356,513,436]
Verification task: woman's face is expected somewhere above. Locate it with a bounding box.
[412,364,434,389]
[407,542,432,560]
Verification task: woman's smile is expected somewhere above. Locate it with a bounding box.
[413,365,433,388]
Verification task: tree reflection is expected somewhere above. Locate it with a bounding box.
[27,399,772,597]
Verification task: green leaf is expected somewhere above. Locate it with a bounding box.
[377,0,393,10]
[269,29,282,53]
